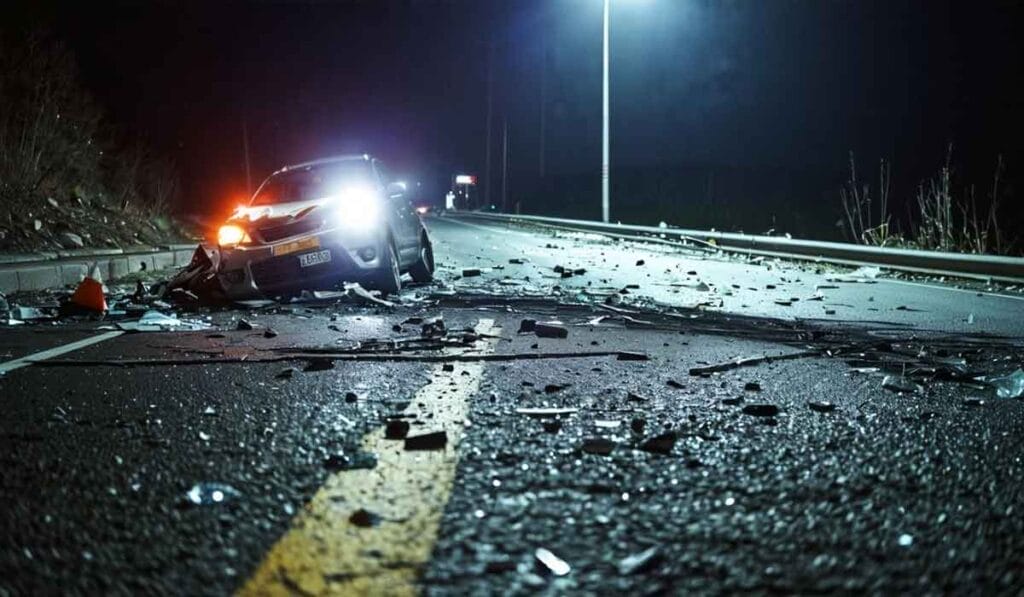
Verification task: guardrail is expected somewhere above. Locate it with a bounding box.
[443,211,1024,283]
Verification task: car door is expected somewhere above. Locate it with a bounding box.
[373,160,419,262]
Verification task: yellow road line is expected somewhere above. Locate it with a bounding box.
[239,319,498,596]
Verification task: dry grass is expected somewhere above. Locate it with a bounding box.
[841,147,1014,255]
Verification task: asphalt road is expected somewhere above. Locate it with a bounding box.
[1,214,1022,595]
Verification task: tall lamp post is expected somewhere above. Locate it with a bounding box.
[601,0,611,222]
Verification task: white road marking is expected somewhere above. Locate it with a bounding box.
[0,331,124,375]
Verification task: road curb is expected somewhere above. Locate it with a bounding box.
[0,246,196,294]
[444,212,1024,284]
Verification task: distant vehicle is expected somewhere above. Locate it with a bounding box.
[215,154,434,298]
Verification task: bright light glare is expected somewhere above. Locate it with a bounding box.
[334,186,380,228]
[455,174,475,185]
[415,206,429,214]
[218,224,246,246]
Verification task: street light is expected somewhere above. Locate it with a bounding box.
[601,0,611,223]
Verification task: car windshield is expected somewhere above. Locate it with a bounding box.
[250,161,374,206]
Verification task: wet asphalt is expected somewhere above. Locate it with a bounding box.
[1,215,1023,595]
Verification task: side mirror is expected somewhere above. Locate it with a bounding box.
[386,181,407,199]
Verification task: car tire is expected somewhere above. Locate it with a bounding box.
[408,231,434,284]
[372,239,401,296]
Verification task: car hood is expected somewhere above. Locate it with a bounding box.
[232,197,333,222]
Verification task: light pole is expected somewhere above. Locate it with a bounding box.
[601,0,611,222]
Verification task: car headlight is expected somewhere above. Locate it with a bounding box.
[334,187,381,229]
[217,224,248,246]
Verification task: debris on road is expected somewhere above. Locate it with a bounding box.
[689,351,821,375]
[184,483,241,506]
[349,508,381,527]
[516,407,578,417]
[988,368,1024,398]
[618,546,661,575]
[534,321,568,338]
[581,437,615,456]
[808,400,836,413]
[462,268,482,277]
[882,375,923,394]
[404,431,448,451]
[534,548,571,577]
[742,404,780,417]
[324,451,378,471]
[236,319,256,331]
[517,319,537,333]
[385,419,411,439]
[640,432,676,454]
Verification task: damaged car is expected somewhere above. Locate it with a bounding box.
[214,154,434,298]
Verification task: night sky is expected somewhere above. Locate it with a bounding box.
[9,0,1024,225]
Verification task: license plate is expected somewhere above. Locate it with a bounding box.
[298,249,331,268]
[273,236,319,256]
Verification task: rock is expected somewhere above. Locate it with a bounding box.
[534,321,568,338]
[640,431,676,454]
[263,328,278,338]
[58,232,84,249]
[236,319,255,331]
[666,379,685,389]
[808,401,835,413]
[744,381,761,392]
[742,403,779,417]
[404,431,448,451]
[721,396,743,406]
[544,384,568,393]
[581,437,615,456]
[618,546,660,575]
[344,392,359,403]
[542,420,562,433]
[508,258,525,264]
[33,219,42,231]
[385,420,410,439]
[636,259,645,266]
[442,363,455,372]
[630,418,646,433]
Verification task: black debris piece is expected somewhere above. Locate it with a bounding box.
[462,268,482,277]
[276,367,299,379]
[640,431,676,454]
[581,437,615,456]
[616,352,649,361]
[618,546,661,575]
[518,319,537,333]
[263,328,278,338]
[404,431,448,451]
[349,508,380,527]
[808,401,836,413]
[542,420,562,433]
[385,420,410,439]
[744,381,761,392]
[237,319,255,331]
[742,404,780,417]
[534,322,568,338]
[304,358,335,372]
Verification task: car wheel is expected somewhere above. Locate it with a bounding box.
[372,240,401,296]
[408,231,434,284]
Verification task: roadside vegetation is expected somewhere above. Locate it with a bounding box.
[0,31,190,252]
[840,147,1015,255]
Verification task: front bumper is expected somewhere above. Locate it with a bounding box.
[216,227,387,299]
